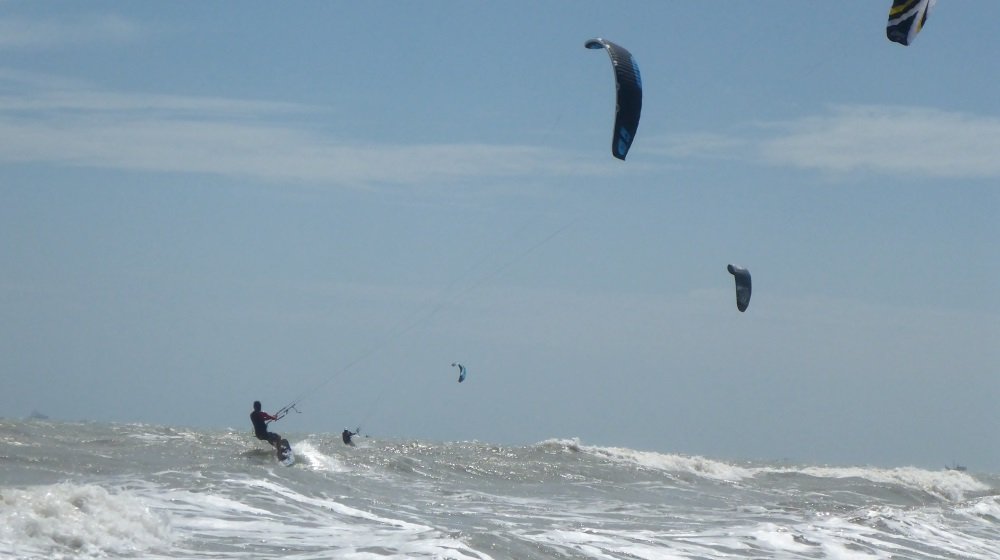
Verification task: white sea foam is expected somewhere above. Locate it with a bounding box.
[293,439,348,473]
[0,482,170,559]
[520,525,758,559]
[790,465,991,501]
[4,421,997,559]
[538,437,586,452]
[956,495,1000,522]
[539,438,755,482]
[129,475,492,559]
[521,504,1000,560]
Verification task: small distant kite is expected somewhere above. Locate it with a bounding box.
[452,362,467,383]
[585,37,642,160]
[887,0,936,46]
[727,264,752,313]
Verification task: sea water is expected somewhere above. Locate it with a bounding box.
[1,419,997,559]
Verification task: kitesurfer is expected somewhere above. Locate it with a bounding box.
[250,401,282,448]
[342,428,356,446]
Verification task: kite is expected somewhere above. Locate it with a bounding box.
[452,362,467,383]
[727,264,752,313]
[585,37,642,160]
[887,0,936,46]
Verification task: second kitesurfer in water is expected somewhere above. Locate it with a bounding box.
[342,428,356,446]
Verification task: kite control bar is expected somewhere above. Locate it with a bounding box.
[273,403,301,421]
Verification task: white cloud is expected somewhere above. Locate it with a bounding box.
[0,15,141,49]
[653,132,747,159]
[660,106,1000,179]
[759,106,1000,178]
[0,79,608,187]
[0,89,316,116]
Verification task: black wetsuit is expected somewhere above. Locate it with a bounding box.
[342,430,355,446]
[251,410,281,446]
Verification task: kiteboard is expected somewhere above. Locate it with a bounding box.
[276,438,295,467]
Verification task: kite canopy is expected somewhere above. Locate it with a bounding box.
[585,37,642,160]
[452,362,467,383]
[727,264,752,313]
[887,0,936,46]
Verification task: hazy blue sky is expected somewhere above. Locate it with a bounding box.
[2,2,997,470]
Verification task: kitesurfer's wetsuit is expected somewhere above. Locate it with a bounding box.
[251,410,281,447]
[342,429,355,446]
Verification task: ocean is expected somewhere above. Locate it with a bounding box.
[1,420,997,559]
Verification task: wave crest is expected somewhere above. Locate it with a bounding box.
[0,482,170,557]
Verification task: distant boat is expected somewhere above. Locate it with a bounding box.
[945,463,967,472]
[27,410,49,420]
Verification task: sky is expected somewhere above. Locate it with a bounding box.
[1,1,998,471]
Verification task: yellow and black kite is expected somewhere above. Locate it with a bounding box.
[887,0,936,46]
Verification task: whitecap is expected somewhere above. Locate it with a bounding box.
[790,465,991,501]
[293,439,349,473]
[0,482,170,558]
